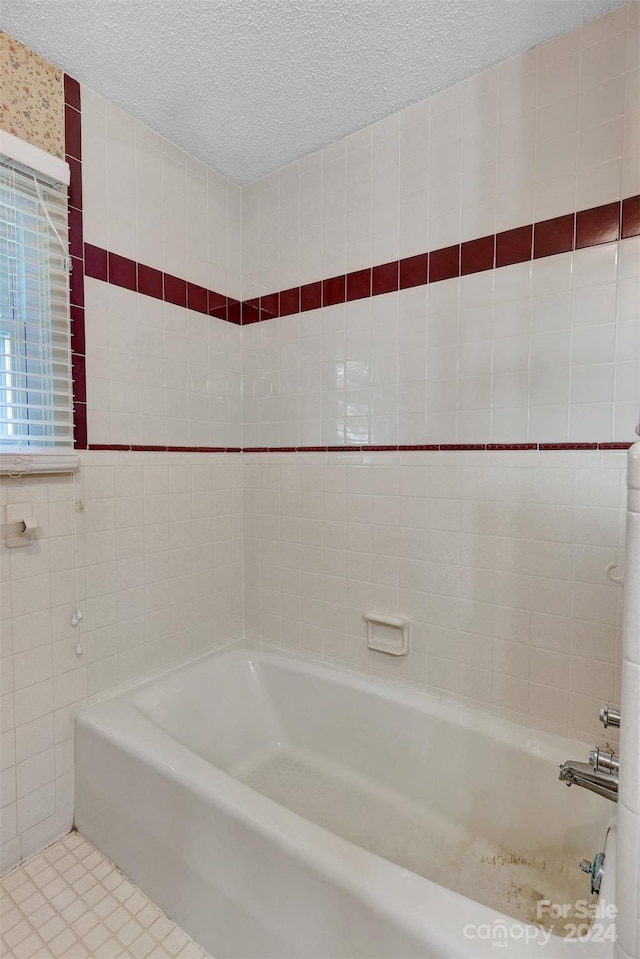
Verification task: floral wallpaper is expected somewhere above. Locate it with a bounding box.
[0,31,65,159]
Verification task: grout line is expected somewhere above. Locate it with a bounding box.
[1,831,212,958]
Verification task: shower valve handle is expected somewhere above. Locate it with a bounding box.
[589,745,619,776]
[599,705,620,728]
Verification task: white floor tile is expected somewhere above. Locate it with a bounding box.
[0,833,212,959]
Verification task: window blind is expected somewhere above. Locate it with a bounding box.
[0,156,74,462]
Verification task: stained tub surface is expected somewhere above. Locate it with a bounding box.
[75,641,616,958]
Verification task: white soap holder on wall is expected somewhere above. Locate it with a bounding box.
[3,503,39,548]
[364,612,410,656]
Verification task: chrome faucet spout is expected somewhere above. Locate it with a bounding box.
[559,759,618,803]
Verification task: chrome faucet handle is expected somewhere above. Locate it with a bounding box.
[589,745,619,776]
[599,705,620,728]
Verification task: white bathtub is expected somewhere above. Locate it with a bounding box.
[75,642,616,958]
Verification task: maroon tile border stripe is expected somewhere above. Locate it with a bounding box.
[239,196,637,324]
[88,445,242,453]
[83,243,241,325]
[82,196,640,330]
[64,74,87,450]
[86,442,633,454]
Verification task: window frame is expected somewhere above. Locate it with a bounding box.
[0,130,78,475]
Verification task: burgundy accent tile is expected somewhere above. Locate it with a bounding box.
[137,263,163,299]
[64,74,81,110]
[487,444,537,450]
[68,206,84,259]
[300,281,322,312]
[242,298,260,324]
[461,236,494,276]
[400,253,428,290]
[71,352,86,403]
[539,443,598,450]
[84,243,107,282]
[187,282,208,314]
[89,444,132,451]
[108,252,136,291]
[323,274,346,307]
[279,287,300,317]
[575,202,620,249]
[496,224,532,268]
[85,443,623,454]
[622,195,640,239]
[398,444,440,451]
[208,291,227,321]
[73,401,87,450]
[372,260,399,295]
[67,157,82,210]
[88,444,241,453]
[163,273,187,307]
[260,292,280,320]
[429,245,460,283]
[227,299,241,325]
[64,103,82,161]
[346,268,371,301]
[70,306,85,354]
[534,214,575,259]
[69,257,85,307]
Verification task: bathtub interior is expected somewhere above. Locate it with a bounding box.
[131,647,611,933]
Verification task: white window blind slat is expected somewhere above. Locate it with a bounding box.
[0,156,75,466]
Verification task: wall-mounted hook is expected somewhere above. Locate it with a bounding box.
[606,563,624,588]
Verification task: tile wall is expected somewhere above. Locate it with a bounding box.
[244,448,626,744]
[242,237,640,448]
[84,277,241,449]
[0,452,243,872]
[79,87,243,450]
[81,87,242,303]
[241,2,640,449]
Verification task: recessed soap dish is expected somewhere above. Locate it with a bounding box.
[364,612,410,656]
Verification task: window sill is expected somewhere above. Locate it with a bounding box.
[0,450,78,476]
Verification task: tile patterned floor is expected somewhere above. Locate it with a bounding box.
[0,832,212,959]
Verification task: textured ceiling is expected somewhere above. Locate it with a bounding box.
[1,0,627,184]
